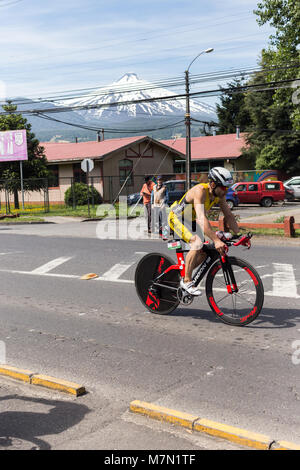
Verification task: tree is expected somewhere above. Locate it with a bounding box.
[241,1,300,173]
[254,0,300,129]
[64,182,102,207]
[242,55,300,173]
[0,101,50,209]
[216,78,253,134]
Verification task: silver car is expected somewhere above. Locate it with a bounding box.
[284,177,300,200]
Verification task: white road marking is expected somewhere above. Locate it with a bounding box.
[31,257,73,274]
[96,252,147,282]
[99,263,133,281]
[0,253,298,298]
[0,251,24,256]
[266,263,300,299]
[0,269,79,279]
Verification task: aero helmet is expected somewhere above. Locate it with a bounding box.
[208,167,233,187]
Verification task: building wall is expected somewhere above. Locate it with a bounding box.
[0,161,104,206]
[102,142,176,201]
[47,161,104,204]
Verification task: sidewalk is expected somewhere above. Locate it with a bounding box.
[238,206,300,224]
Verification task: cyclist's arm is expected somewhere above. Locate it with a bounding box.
[218,197,239,234]
[194,189,221,244]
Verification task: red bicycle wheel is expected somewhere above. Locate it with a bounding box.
[206,256,264,326]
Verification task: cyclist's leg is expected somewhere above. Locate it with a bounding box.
[185,236,205,283]
[168,211,204,283]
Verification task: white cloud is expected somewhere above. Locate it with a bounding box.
[0,0,273,100]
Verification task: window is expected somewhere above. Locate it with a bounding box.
[73,163,87,184]
[248,184,258,191]
[191,162,209,173]
[119,159,133,186]
[48,164,59,187]
[174,162,184,173]
[174,182,185,191]
[236,184,246,192]
[265,182,280,190]
[290,179,300,186]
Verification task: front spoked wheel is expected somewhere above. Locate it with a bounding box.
[135,253,180,315]
[206,257,264,326]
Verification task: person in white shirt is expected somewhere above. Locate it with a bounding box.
[151,176,169,237]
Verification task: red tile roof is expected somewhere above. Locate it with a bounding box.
[40,135,149,162]
[161,133,247,160]
[41,133,246,163]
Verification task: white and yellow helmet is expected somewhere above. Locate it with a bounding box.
[208,167,233,187]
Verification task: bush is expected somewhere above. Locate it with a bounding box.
[64,182,103,206]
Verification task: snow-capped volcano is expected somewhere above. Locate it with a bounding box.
[58,73,216,122]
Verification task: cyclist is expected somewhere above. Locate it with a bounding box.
[168,167,240,296]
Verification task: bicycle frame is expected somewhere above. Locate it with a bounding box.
[151,232,254,295]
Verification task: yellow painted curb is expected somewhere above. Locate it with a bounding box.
[130,400,198,430]
[0,365,34,383]
[130,400,300,450]
[0,365,86,397]
[271,440,300,451]
[31,374,86,396]
[193,417,270,450]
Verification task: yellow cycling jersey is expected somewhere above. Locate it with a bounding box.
[170,183,219,220]
[168,183,219,243]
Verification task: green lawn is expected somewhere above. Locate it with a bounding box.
[0,203,144,219]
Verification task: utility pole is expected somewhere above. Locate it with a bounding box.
[185,70,192,191]
[185,48,214,192]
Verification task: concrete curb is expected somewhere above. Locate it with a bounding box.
[0,365,86,397]
[130,400,300,451]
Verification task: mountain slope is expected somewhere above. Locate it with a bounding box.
[58,72,217,122]
[11,73,217,142]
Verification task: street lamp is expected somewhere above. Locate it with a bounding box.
[185,48,214,190]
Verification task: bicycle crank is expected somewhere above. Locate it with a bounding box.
[177,288,194,305]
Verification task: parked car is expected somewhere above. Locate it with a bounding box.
[163,180,198,205]
[232,180,285,207]
[127,180,199,206]
[127,192,142,205]
[225,186,239,209]
[283,176,300,200]
[127,180,239,208]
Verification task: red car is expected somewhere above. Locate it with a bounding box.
[232,181,285,207]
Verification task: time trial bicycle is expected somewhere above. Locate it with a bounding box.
[135,232,264,326]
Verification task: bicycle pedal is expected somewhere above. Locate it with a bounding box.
[177,288,194,305]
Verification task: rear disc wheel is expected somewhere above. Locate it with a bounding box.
[135,253,180,315]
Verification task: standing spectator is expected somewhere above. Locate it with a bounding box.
[140,176,154,233]
[151,176,169,237]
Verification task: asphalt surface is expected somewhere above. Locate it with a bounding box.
[0,218,299,450]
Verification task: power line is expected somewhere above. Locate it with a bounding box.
[35,113,186,134]
[4,62,299,107]
[4,77,295,116]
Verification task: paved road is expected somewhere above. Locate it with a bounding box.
[0,228,299,450]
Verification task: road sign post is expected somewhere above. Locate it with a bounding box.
[81,159,94,218]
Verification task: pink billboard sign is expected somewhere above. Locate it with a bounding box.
[0,129,28,162]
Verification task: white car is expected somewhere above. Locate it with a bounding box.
[284,177,300,200]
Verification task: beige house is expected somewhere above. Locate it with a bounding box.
[42,135,185,204]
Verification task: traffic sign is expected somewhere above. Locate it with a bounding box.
[81,158,94,173]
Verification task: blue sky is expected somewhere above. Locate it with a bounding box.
[0,0,273,107]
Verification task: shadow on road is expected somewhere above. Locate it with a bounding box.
[171,306,300,329]
[0,394,90,450]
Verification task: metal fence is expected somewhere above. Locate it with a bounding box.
[0,169,283,213]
